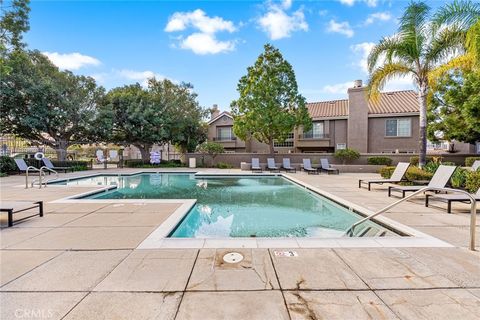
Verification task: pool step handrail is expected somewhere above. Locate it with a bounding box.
[345,186,477,251]
[25,166,42,189]
[31,166,58,188]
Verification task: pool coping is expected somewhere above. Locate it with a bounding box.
[47,170,453,249]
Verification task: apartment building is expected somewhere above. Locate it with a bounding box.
[207,80,478,154]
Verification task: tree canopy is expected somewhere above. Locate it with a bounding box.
[99,79,207,160]
[1,50,105,160]
[428,70,480,144]
[231,44,311,154]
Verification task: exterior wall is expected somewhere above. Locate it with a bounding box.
[207,115,245,151]
[367,116,420,153]
[332,119,348,149]
[347,87,369,152]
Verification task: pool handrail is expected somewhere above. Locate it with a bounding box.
[345,186,477,251]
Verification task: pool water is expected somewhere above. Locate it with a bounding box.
[59,173,394,238]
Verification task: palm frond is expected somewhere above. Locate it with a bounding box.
[367,63,414,100]
[367,35,411,73]
[433,0,480,30]
[426,25,467,66]
[398,2,431,63]
[428,55,474,89]
[466,19,480,67]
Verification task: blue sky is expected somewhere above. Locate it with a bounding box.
[24,0,443,111]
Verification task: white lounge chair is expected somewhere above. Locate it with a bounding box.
[425,187,480,213]
[251,158,262,172]
[302,159,319,175]
[96,150,107,163]
[388,165,457,198]
[359,162,410,190]
[471,160,480,171]
[282,158,296,173]
[320,158,339,174]
[267,158,279,172]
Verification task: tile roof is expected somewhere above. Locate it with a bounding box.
[307,90,419,118]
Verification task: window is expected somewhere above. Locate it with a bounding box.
[476,142,480,154]
[216,127,233,141]
[336,143,346,150]
[386,118,411,137]
[303,122,324,139]
[274,133,294,147]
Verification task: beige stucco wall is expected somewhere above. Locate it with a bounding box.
[333,119,348,149]
[347,87,369,153]
[367,116,419,153]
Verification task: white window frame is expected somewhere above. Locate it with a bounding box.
[216,126,233,141]
[336,143,346,150]
[385,118,411,137]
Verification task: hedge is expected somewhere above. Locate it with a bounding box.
[367,156,392,166]
[124,159,185,168]
[465,157,480,167]
[24,158,90,170]
[0,156,16,173]
[409,156,435,166]
[465,171,480,193]
[379,166,433,181]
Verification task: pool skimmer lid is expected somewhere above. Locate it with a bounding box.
[223,252,244,264]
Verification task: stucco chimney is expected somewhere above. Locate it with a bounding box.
[210,104,220,120]
[347,81,369,153]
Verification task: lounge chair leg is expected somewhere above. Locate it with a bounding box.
[8,209,13,227]
[402,191,405,198]
[38,201,44,217]
[425,195,429,207]
[358,180,361,188]
[388,187,391,197]
[368,182,371,191]
[447,201,452,214]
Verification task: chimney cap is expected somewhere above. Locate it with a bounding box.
[353,80,363,88]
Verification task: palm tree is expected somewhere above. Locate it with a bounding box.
[367,0,480,167]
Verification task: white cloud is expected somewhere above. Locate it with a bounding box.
[117,69,168,87]
[180,33,235,55]
[43,52,101,70]
[165,9,236,34]
[351,42,375,73]
[327,19,354,38]
[383,76,415,92]
[364,12,392,25]
[257,1,308,40]
[321,81,353,94]
[165,9,237,55]
[338,0,377,7]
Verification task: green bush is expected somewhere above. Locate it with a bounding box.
[124,159,185,168]
[367,156,392,166]
[450,168,467,189]
[409,155,434,166]
[333,148,360,164]
[71,165,88,171]
[405,167,434,181]
[216,162,233,169]
[0,172,8,177]
[465,157,480,167]
[0,156,17,174]
[379,166,395,178]
[465,171,480,193]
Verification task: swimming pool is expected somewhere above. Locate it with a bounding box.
[56,173,397,238]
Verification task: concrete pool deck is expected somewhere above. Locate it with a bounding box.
[1,168,479,319]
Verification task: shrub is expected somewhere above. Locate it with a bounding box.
[465,171,480,193]
[0,156,17,174]
[333,148,360,164]
[405,167,434,181]
[367,156,392,166]
[409,156,434,166]
[379,166,395,178]
[71,164,88,171]
[124,159,185,168]
[0,172,8,177]
[450,168,467,189]
[196,142,224,166]
[216,162,233,169]
[465,157,480,167]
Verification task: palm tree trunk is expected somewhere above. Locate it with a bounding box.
[418,85,428,168]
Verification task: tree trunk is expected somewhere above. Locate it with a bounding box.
[134,144,151,162]
[268,138,275,156]
[55,139,69,161]
[418,85,428,168]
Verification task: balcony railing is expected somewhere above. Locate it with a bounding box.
[299,133,329,139]
[213,136,237,141]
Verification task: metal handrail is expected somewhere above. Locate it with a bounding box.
[25,166,42,189]
[30,166,58,188]
[345,186,477,251]
[40,166,58,186]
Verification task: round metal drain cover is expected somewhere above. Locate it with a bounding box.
[223,252,244,264]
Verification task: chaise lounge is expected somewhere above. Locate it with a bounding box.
[320,158,339,174]
[14,159,41,175]
[302,159,319,175]
[425,187,480,213]
[42,158,74,173]
[470,160,480,171]
[359,162,410,190]
[282,158,296,173]
[267,158,280,172]
[251,158,262,173]
[388,165,457,198]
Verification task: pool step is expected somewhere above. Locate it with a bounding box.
[351,225,393,237]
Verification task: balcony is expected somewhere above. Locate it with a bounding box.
[298,133,329,139]
[212,136,245,148]
[297,133,331,148]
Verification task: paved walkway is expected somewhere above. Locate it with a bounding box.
[1,169,479,319]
